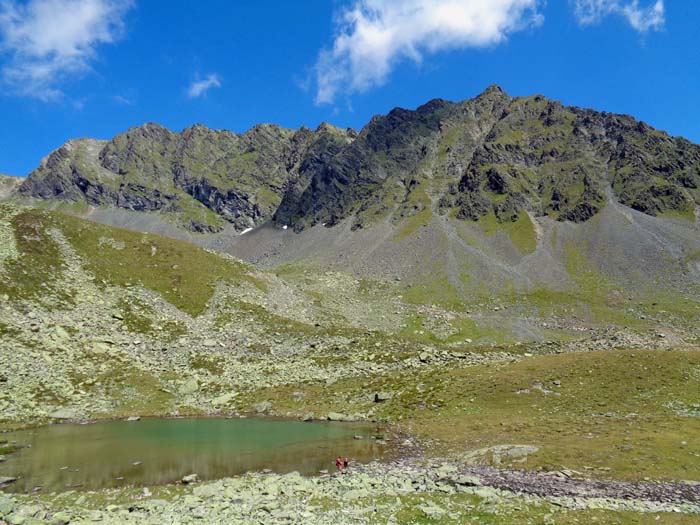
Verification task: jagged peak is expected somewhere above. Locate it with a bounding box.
[315,122,334,133]
[117,122,176,141]
[181,123,222,136]
[416,98,452,114]
[138,121,170,132]
[480,84,508,97]
[184,123,211,131]
[242,123,295,139]
[315,122,347,134]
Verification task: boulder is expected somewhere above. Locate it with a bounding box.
[193,482,223,498]
[49,408,77,420]
[91,342,111,355]
[179,378,199,395]
[0,495,14,515]
[182,473,199,484]
[49,512,71,524]
[212,393,236,406]
[455,475,481,487]
[53,326,70,342]
[254,401,272,414]
[434,464,458,477]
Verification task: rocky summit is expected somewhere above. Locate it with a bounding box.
[15,87,700,233]
[1,88,700,525]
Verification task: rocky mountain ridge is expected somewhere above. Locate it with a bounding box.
[13,86,700,234]
[17,122,355,232]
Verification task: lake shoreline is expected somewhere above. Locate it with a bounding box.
[2,455,699,524]
[0,416,404,495]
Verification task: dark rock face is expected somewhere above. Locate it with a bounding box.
[19,124,353,232]
[18,86,700,232]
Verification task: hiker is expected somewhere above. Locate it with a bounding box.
[336,456,343,472]
[343,457,349,473]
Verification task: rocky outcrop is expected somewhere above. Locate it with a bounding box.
[0,174,22,200]
[18,124,355,232]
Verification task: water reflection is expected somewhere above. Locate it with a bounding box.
[0,418,385,493]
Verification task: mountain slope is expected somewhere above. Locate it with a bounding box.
[17,122,355,232]
[15,86,700,234]
[7,86,700,310]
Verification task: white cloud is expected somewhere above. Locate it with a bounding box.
[112,94,132,105]
[0,0,133,100]
[314,0,543,105]
[187,73,221,98]
[572,0,664,32]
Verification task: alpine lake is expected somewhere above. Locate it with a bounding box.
[0,417,387,493]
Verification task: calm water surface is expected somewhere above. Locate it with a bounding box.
[0,418,386,493]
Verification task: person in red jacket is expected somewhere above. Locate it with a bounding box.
[336,456,343,472]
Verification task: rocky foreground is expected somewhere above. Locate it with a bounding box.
[2,457,699,525]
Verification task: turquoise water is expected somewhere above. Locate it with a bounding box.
[0,418,385,493]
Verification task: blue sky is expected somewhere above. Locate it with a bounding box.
[0,0,697,177]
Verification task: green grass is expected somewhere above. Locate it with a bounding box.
[334,493,700,525]
[189,354,225,375]
[52,211,264,316]
[492,128,524,145]
[401,270,463,310]
[0,205,268,316]
[23,198,91,215]
[659,207,697,222]
[245,348,700,481]
[0,207,74,306]
[117,298,187,341]
[399,314,514,345]
[397,349,700,480]
[169,194,227,232]
[393,208,433,241]
[255,186,282,210]
[478,211,537,255]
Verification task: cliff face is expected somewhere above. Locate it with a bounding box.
[17,86,700,233]
[18,123,354,232]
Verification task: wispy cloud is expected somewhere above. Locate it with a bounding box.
[112,94,132,105]
[0,0,133,100]
[313,0,543,105]
[572,0,664,32]
[187,73,221,98]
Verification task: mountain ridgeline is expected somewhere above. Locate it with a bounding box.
[16,86,700,233]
